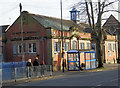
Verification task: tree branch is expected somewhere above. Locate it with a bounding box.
[85,0,92,29]
[101,0,107,13]
[103,10,120,13]
[90,0,95,30]
[104,0,118,7]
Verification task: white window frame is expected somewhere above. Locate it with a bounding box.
[113,44,115,52]
[80,43,85,49]
[64,42,69,51]
[28,43,37,53]
[87,43,91,49]
[18,43,22,54]
[108,43,111,51]
[54,42,61,52]
[72,41,77,49]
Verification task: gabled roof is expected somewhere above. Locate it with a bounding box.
[103,14,120,35]
[29,12,83,31]
[103,14,120,28]
[5,11,86,33]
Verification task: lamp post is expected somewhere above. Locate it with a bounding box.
[60,0,64,72]
[19,3,24,66]
[42,38,45,64]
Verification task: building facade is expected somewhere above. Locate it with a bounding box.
[103,14,120,63]
[5,11,118,71]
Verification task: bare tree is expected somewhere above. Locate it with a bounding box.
[71,0,119,67]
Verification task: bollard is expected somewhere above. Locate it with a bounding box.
[50,65,52,76]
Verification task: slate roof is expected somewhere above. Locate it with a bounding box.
[30,13,83,32]
[103,14,120,35]
[31,14,83,31]
[103,15,120,28]
[5,11,88,33]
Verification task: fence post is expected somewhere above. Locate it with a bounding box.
[14,68,17,82]
[50,65,52,76]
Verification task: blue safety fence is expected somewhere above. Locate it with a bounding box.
[2,61,27,69]
[2,61,27,80]
[2,65,52,81]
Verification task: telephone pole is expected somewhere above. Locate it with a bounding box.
[19,3,24,66]
[60,0,64,72]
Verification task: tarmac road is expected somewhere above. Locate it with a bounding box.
[14,69,119,86]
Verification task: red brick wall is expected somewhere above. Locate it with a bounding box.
[80,33,91,38]
[5,14,48,64]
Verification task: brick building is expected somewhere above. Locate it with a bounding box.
[0,25,9,62]
[5,11,118,70]
[103,14,120,63]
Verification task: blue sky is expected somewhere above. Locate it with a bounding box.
[0,0,119,26]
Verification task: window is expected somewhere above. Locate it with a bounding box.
[113,44,115,52]
[64,42,69,51]
[17,43,26,54]
[80,43,85,49]
[28,43,36,53]
[72,13,75,20]
[33,43,36,52]
[18,43,22,54]
[13,44,16,54]
[72,41,77,49]
[54,42,61,52]
[108,43,111,51]
[87,43,91,49]
[91,43,96,50]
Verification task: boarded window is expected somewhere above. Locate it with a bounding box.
[13,44,16,54]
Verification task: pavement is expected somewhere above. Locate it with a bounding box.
[2,63,119,86]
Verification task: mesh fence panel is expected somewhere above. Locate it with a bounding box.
[2,65,52,81]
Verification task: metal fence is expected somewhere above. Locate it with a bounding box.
[2,62,27,69]
[2,65,52,81]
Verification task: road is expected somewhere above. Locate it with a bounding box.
[15,69,119,86]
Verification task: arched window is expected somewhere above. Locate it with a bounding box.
[72,41,77,49]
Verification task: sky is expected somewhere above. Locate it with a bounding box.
[0,0,119,26]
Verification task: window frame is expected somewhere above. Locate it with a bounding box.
[108,43,112,51]
[18,43,22,54]
[80,43,85,49]
[72,41,77,49]
[13,44,17,54]
[113,43,115,52]
[87,43,91,49]
[54,42,61,52]
[28,43,37,53]
[64,42,69,52]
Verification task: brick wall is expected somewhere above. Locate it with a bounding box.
[5,13,48,64]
